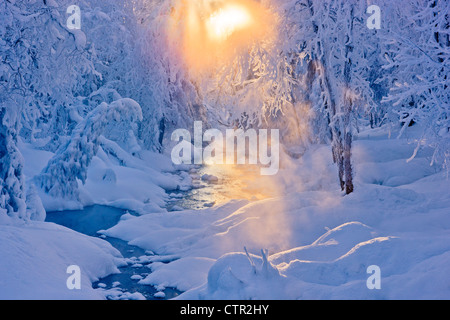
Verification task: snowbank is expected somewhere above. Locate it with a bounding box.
[19,140,188,213]
[0,221,124,299]
[0,140,189,299]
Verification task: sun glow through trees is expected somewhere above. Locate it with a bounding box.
[168,0,276,74]
[206,5,253,42]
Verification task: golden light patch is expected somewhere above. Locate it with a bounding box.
[206,4,253,42]
[167,0,276,75]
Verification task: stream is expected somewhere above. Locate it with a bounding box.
[45,165,275,300]
[46,205,182,300]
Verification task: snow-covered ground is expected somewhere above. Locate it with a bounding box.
[1,124,449,299]
[102,125,450,299]
[0,220,123,299]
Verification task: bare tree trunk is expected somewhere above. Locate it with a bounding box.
[343,131,354,194]
[332,132,345,190]
[341,5,355,195]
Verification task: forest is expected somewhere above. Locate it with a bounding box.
[0,0,449,300]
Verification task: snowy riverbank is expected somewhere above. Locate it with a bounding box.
[1,138,190,299]
[1,124,449,299]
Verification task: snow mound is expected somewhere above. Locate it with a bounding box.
[139,257,215,292]
[198,251,289,300]
[280,236,397,286]
[0,221,123,299]
[270,222,377,264]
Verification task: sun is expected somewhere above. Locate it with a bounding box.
[206,5,253,42]
[167,0,276,74]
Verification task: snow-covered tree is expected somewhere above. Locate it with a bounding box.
[381,0,450,168]
[0,0,99,149]
[0,106,27,221]
[36,98,142,200]
[131,0,209,151]
[206,0,382,194]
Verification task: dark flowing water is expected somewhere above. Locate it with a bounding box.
[46,205,181,300]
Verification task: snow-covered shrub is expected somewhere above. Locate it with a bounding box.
[26,184,46,222]
[36,98,142,200]
[206,249,284,300]
[0,107,27,221]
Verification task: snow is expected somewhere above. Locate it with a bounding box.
[153,291,166,298]
[99,288,146,300]
[139,257,216,292]
[35,98,145,202]
[0,221,123,299]
[1,0,448,301]
[21,138,185,213]
[201,174,219,183]
[0,137,189,299]
[70,29,87,50]
[100,125,450,300]
[2,122,449,300]
[2,123,449,300]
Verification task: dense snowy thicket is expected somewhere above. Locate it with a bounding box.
[0,0,449,218]
[0,0,198,218]
[379,0,450,166]
[148,0,448,194]
[0,0,449,301]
